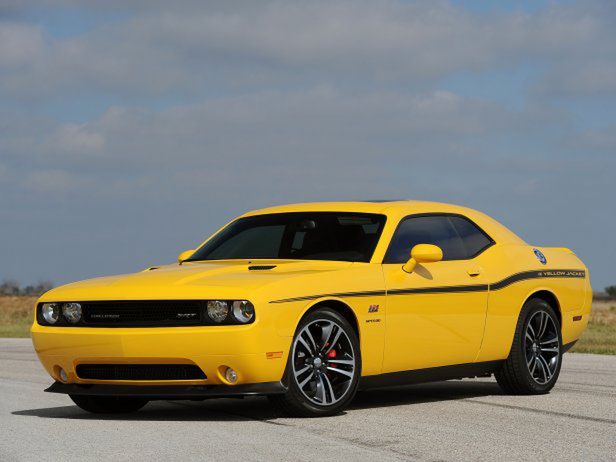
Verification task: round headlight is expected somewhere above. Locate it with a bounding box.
[62,303,82,324]
[41,303,60,324]
[232,300,255,323]
[207,300,229,323]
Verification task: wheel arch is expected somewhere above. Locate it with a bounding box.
[525,290,562,328]
[297,299,360,340]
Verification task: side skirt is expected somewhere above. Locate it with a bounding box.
[359,360,504,390]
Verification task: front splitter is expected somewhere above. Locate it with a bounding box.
[45,381,286,400]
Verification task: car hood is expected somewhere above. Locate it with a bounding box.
[40,260,354,302]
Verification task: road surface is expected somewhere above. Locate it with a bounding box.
[1,338,614,461]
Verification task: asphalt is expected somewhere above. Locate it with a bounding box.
[1,338,614,461]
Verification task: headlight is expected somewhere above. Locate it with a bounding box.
[62,303,82,324]
[41,303,60,324]
[232,300,255,323]
[207,300,229,323]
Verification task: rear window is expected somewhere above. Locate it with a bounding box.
[448,215,493,258]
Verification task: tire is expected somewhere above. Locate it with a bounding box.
[496,298,562,395]
[269,308,361,417]
[70,395,149,414]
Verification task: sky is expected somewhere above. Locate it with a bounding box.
[0,0,614,289]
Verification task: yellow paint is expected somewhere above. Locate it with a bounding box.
[32,201,591,387]
[402,243,443,273]
[177,249,195,264]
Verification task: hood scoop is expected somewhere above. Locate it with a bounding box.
[248,265,277,271]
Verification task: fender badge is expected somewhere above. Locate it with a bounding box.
[533,248,547,265]
[368,304,379,313]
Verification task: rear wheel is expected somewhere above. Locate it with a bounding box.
[496,298,562,394]
[269,308,361,417]
[70,395,149,414]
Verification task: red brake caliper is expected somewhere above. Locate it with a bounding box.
[327,349,337,367]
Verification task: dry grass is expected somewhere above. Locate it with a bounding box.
[0,296,36,337]
[571,300,616,355]
[0,296,614,354]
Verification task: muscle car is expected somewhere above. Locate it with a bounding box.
[32,201,591,416]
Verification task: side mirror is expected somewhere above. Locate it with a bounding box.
[177,249,195,264]
[402,244,443,273]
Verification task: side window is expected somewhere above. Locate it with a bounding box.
[448,216,493,258]
[384,214,493,263]
[384,216,466,263]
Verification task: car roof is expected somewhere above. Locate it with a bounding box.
[244,200,470,215]
[242,201,526,245]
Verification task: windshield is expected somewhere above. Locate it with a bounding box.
[187,212,386,263]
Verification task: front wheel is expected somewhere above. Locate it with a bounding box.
[70,395,149,414]
[496,298,562,394]
[269,308,361,417]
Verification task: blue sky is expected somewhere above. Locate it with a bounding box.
[0,0,615,289]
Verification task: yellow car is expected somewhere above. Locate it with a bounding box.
[32,201,591,416]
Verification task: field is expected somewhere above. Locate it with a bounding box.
[0,296,36,337]
[571,300,616,355]
[1,296,614,354]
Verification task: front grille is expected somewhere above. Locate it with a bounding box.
[76,364,206,381]
[82,300,203,327]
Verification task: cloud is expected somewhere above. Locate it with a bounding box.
[0,23,44,68]
[50,123,105,154]
[2,87,516,181]
[0,1,615,288]
[23,169,83,194]
[1,1,615,99]
[574,124,616,152]
[537,60,616,97]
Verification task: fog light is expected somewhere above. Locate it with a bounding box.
[59,368,68,383]
[225,367,238,384]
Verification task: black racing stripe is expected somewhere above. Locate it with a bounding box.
[268,268,586,303]
[490,269,586,291]
[388,284,488,295]
[269,289,386,304]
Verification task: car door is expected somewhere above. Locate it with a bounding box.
[381,214,494,373]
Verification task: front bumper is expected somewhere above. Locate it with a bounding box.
[31,322,291,387]
[46,381,287,399]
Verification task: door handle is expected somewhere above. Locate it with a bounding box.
[467,267,482,277]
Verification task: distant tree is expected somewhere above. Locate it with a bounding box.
[0,279,20,296]
[606,286,616,298]
[0,279,53,296]
[32,281,54,296]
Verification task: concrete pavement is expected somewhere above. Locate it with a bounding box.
[1,338,614,461]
